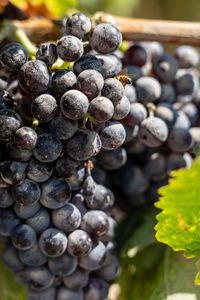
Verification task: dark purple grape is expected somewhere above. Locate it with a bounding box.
[57,36,83,62]
[33,133,63,163]
[81,210,108,239]
[26,158,52,183]
[36,42,58,67]
[0,42,28,71]
[65,129,102,161]
[19,60,51,95]
[60,90,89,120]
[123,44,148,67]
[139,117,168,147]
[90,23,122,54]
[0,161,27,185]
[0,187,14,208]
[79,241,106,271]
[67,229,92,257]
[76,70,104,100]
[101,78,124,104]
[63,268,89,290]
[31,94,58,122]
[39,228,68,258]
[66,13,92,38]
[112,95,130,120]
[12,179,41,205]
[175,45,199,68]
[73,55,102,75]
[52,203,81,233]
[3,245,24,272]
[57,287,84,300]
[19,243,47,267]
[40,177,71,209]
[11,224,37,250]
[99,121,126,150]
[152,54,178,83]
[26,208,50,234]
[0,208,21,236]
[97,54,122,79]
[14,127,37,150]
[135,76,161,102]
[124,102,147,127]
[98,148,127,170]
[48,253,77,276]
[168,128,193,153]
[88,96,114,123]
[124,84,136,103]
[49,112,78,140]
[84,277,109,300]
[51,70,77,97]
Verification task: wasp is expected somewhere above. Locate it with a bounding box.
[116,69,135,86]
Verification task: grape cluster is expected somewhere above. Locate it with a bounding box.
[93,42,200,209]
[0,13,125,300]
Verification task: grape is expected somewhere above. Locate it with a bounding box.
[112,95,130,120]
[17,266,55,291]
[51,70,77,97]
[0,161,27,185]
[60,90,89,120]
[101,78,124,103]
[31,94,58,122]
[135,76,161,102]
[189,127,200,144]
[52,203,81,233]
[57,36,83,62]
[90,23,122,54]
[19,243,48,267]
[65,129,102,161]
[88,96,114,123]
[0,113,22,141]
[55,155,83,178]
[124,84,136,103]
[0,187,14,207]
[166,153,190,172]
[40,177,71,209]
[81,210,108,239]
[174,69,197,96]
[0,208,20,236]
[158,83,176,103]
[11,224,37,250]
[96,257,120,281]
[99,121,126,150]
[97,54,122,78]
[19,60,51,95]
[168,128,193,153]
[28,287,56,300]
[0,78,8,90]
[101,218,116,243]
[3,245,24,272]
[57,286,84,300]
[175,45,199,68]
[139,117,168,147]
[14,127,37,150]
[124,102,147,127]
[79,241,106,271]
[48,253,77,276]
[27,159,53,183]
[33,133,63,163]
[144,153,167,181]
[173,111,191,130]
[139,41,164,59]
[112,165,149,196]
[76,70,104,100]
[97,148,127,170]
[63,268,89,290]
[73,55,102,75]
[91,167,107,186]
[67,229,92,257]
[181,103,199,125]
[14,202,41,220]
[155,104,177,129]
[66,13,92,39]
[26,208,50,234]
[152,54,178,83]
[49,112,78,140]
[123,44,148,67]
[70,194,87,217]
[39,228,68,257]
[84,277,108,300]
[0,42,28,71]
[9,147,31,163]
[36,42,58,67]
[86,184,114,210]
[12,179,41,205]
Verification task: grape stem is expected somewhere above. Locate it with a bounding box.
[14,27,38,56]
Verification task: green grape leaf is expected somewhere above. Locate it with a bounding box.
[0,260,27,300]
[155,158,200,259]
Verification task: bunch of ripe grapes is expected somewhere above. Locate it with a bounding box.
[0,11,200,300]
